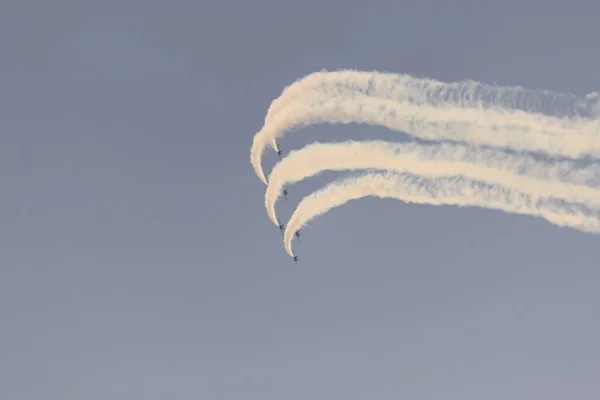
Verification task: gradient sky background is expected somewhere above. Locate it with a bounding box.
[1,1,600,399]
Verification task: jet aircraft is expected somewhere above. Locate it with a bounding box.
[275,141,283,160]
[283,189,288,201]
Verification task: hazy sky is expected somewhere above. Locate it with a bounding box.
[1,1,599,399]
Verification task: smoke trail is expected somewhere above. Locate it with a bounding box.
[265,70,599,126]
[282,172,600,257]
[251,92,600,184]
[266,140,600,225]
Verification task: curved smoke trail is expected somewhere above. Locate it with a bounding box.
[282,172,600,257]
[250,70,600,258]
[256,70,599,166]
[266,140,600,226]
[265,70,599,126]
[251,89,600,184]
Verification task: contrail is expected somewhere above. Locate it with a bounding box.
[264,69,599,126]
[282,172,600,257]
[266,140,600,226]
[252,94,600,185]
[251,72,600,184]
[251,96,600,183]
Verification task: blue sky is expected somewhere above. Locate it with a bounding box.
[1,1,599,399]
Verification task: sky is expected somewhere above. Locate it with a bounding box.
[1,1,599,399]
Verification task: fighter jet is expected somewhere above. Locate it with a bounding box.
[293,255,299,263]
[283,189,288,201]
[275,141,283,160]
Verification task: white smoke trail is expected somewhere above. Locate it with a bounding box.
[282,172,600,257]
[266,140,600,226]
[265,70,599,127]
[251,92,600,184]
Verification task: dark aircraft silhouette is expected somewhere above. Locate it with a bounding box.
[277,218,285,235]
[275,141,283,160]
[283,189,288,201]
[293,255,299,263]
[294,230,300,242]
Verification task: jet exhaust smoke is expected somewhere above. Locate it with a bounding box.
[264,70,600,126]
[251,70,599,184]
[249,69,600,259]
[283,172,600,257]
[266,140,600,226]
[252,93,599,184]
